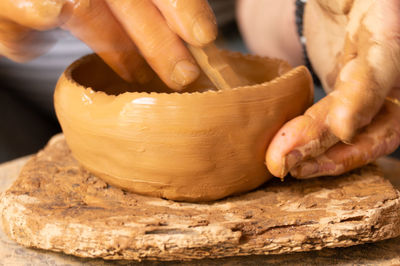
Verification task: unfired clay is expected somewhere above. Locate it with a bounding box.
[54,51,313,201]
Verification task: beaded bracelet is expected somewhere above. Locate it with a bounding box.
[295,0,321,84]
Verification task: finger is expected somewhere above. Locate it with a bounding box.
[63,0,153,83]
[266,95,340,178]
[0,0,65,30]
[325,0,400,141]
[326,56,392,142]
[106,0,200,90]
[0,18,55,61]
[291,88,400,178]
[0,0,64,61]
[152,0,217,46]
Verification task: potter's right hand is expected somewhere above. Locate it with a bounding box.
[0,0,217,90]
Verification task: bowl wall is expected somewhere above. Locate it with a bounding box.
[54,52,313,201]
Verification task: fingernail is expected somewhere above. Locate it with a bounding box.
[285,150,303,170]
[171,60,200,87]
[193,13,217,45]
[294,162,319,178]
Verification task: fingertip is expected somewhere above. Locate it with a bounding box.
[153,0,218,46]
[98,50,154,84]
[265,150,284,178]
[266,116,306,177]
[266,130,287,177]
[170,59,200,88]
[117,71,136,83]
[290,161,319,179]
[192,12,218,45]
[133,64,155,84]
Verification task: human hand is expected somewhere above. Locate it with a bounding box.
[266,0,400,178]
[0,0,217,90]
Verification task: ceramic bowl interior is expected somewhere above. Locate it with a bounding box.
[71,53,291,95]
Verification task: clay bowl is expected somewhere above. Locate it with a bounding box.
[54,52,313,202]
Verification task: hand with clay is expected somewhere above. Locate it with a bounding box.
[239,0,400,178]
[0,0,217,90]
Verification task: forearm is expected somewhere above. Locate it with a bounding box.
[236,0,303,66]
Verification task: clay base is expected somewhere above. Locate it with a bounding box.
[1,135,400,261]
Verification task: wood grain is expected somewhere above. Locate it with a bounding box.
[0,136,400,265]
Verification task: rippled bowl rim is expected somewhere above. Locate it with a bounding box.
[63,52,309,100]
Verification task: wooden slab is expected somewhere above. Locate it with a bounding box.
[1,135,400,264]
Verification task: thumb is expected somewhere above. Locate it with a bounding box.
[326,0,400,141]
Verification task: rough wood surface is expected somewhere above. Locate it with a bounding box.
[1,135,400,264]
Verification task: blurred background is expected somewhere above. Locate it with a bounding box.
[0,1,398,163]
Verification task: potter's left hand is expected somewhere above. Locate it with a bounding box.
[265,0,400,178]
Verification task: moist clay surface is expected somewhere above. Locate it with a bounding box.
[54,52,313,202]
[1,135,400,261]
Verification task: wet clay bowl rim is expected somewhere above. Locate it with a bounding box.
[54,51,313,202]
